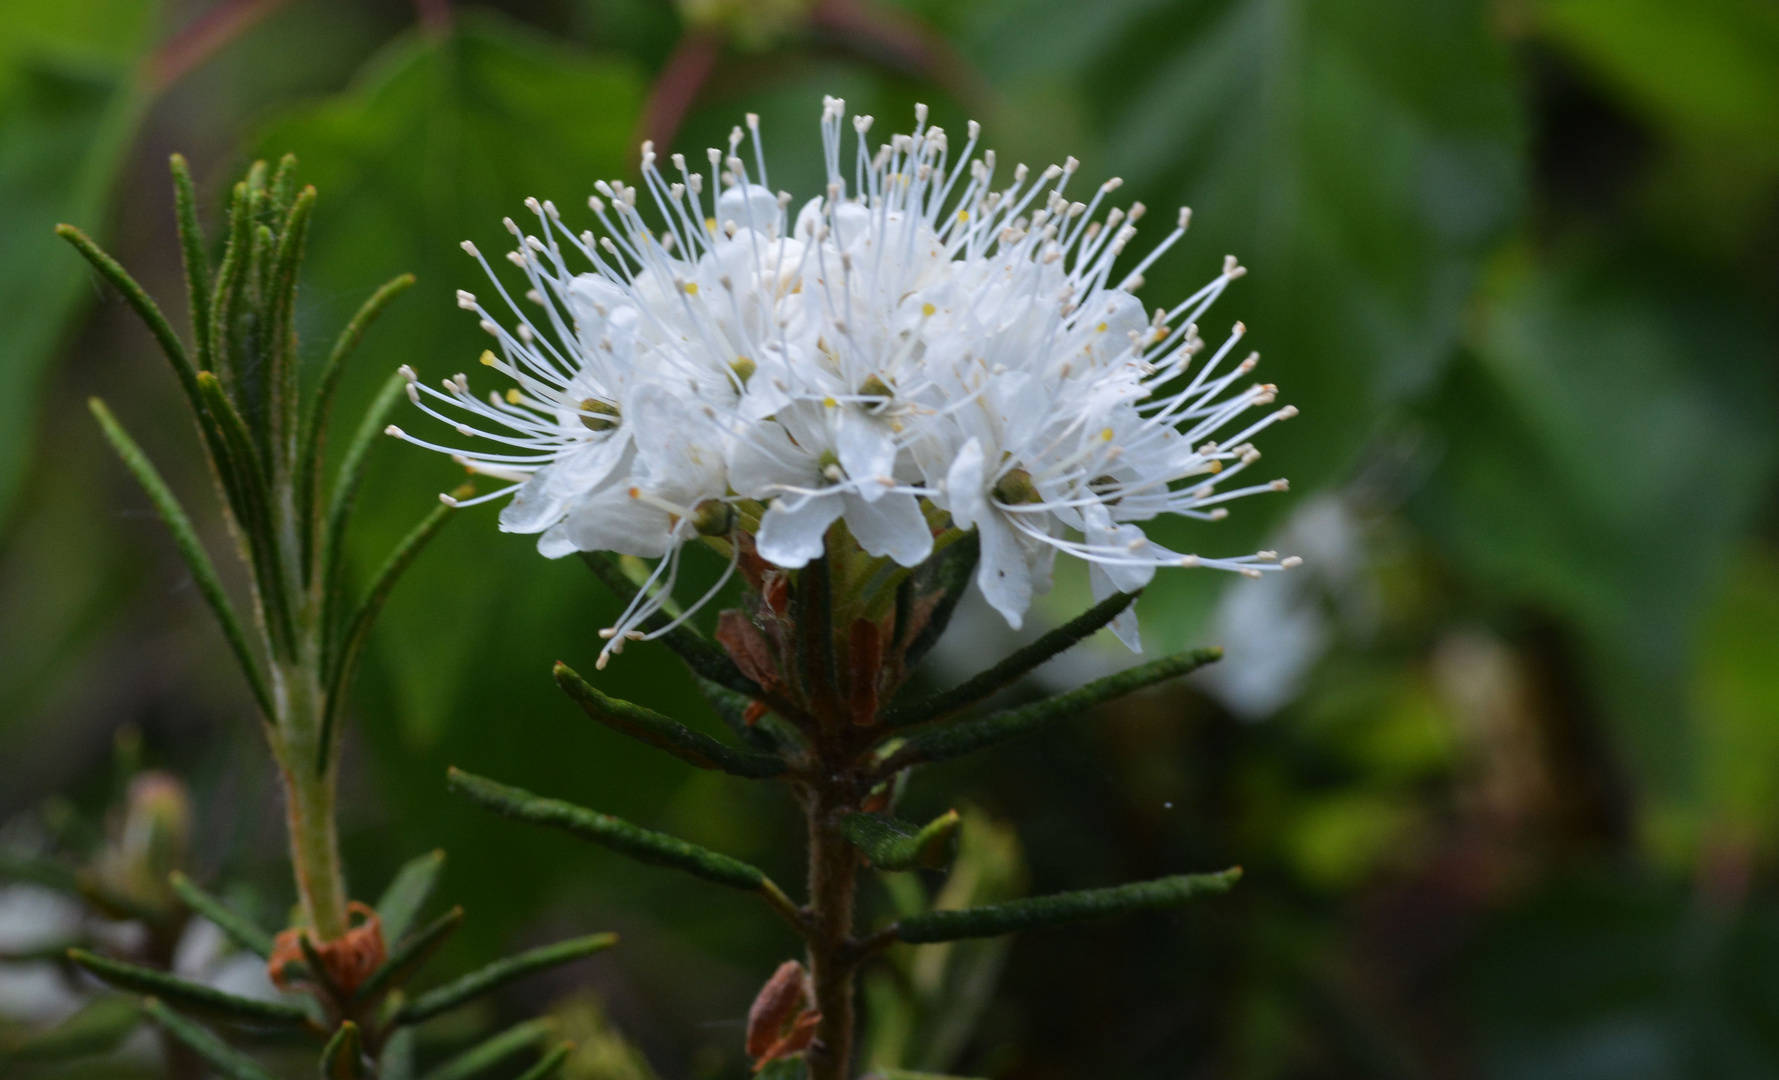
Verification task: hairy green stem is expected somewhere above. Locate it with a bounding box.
[271,659,347,940]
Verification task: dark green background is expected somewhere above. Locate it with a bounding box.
[3,0,1777,1076]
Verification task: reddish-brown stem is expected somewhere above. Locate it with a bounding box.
[803,768,862,1080]
[635,30,723,154]
[143,0,297,93]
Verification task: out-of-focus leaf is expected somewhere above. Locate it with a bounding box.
[1415,252,1778,806]
[952,0,1525,647]
[375,848,446,945]
[1529,0,1779,157]
[0,1,158,523]
[1690,546,1779,856]
[1464,875,1779,1080]
[4,995,139,1061]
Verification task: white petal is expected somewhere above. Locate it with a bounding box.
[757,494,846,568]
[499,467,567,534]
[975,511,1033,630]
[728,420,810,498]
[561,484,672,558]
[835,410,896,500]
[842,491,933,567]
[1090,562,1143,652]
[946,437,986,529]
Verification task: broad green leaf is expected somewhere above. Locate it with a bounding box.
[1415,252,1778,806]
[0,0,158,523]
[251,13,644,746]
[1530,0,1779,156]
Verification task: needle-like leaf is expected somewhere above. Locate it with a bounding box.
[318,498,457,771]
[892,869,1241,944]
[88,400,273,718]
[56,225,200,411]
[69,949,310,1027]
[320,1020,366,1079]
[169,872,274,958]
[554,663,786,778]
[446,769,768,892]
[416,1018,554,1080]
[394,933,617,1025]
[168,154,212,374]
[319,370,408,656]
[375,848,446,945]
[840,810,960,871]
[878,590,1141,730]
[881,648,1222,772]
[142,998,281,1080]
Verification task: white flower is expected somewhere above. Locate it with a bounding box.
[393,97,1299,665]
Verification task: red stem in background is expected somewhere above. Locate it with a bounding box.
[414,0,453,38]
[143,0,297,93]
[636,30,724,154]
[811,0,993,112]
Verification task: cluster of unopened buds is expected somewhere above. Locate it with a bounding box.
[391,96,1300,665]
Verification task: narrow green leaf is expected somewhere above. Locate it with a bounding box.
[0,848,80,892]
[319,498,457,771]
[169,872,274,958]
[193,371,298,659]
[268,185,316,458]
[142,998,281,1080]
[319,370,408,648]
[69,949,310,1027]
[417,1019,555,1080]
[514,1043,574,1080]
[88,400,274,718]
[893,869,1241,944]
[297,273,415,582]
[841,810,961,871]
[268,154,299,214]
[376,848,446,944]
[5,996,140,1061]
[696,675,783,753]
[554,662,786,778]
[882,648,1223,771]
[353,905,463,1005]
[579,551,763,697]
[395,933,616,1025]
[902,531,979,667]
[320,1020,365,1079]
[55,224,199,409]
[208,179,251,391]
[380,1027,417,1080]
[879,590,1141,730]
[168,154,212,375]
[447,768,769,892]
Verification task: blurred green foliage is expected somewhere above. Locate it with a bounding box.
[3,0,1778,1077]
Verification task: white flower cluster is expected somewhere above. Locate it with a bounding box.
[392,97,1298,667]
